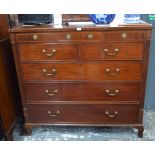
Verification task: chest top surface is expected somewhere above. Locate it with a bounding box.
[9,22,152,33]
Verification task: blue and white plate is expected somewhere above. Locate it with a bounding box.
[89,14,115,25]
[124,14,141,23]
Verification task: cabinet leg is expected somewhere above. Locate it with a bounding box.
[137,126,144,138]
[24,125,32,136]
[6,133,13,141]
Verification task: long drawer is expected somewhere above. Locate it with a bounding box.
[18,43,79,61]
[27,104,139,124]
[80,43,143,60]
[24,83,141,101]
[21,62,142,81]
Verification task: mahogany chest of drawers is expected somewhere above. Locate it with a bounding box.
[9,23,152,138]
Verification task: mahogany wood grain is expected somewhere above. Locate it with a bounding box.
[57,32,81,41]
[18,43,79,61]
[81,32,103,42]
[0,15,9,40]
[15,33,56,42]
[21,62,142,81]
[0,40,17,139]
[9,22,152,137]
[0,15,22,140]
[62,14,89,22]
[82,62,142,81]
[55,32,103,42]
[15,31,145,43]
[24,82,141,101]
[25,83,61,101]
[106,31,145,40]
[22,63,82,81]
[27,104,139,124]
[80,42,143,60]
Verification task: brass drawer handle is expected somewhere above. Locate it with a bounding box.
[42,68,56,76]
[32,34,39,40]
[121,33,127,39]
[104,48,119,56]
[45,89,58,96]
[105,111,118,118]
[106,89,119,96]
[42,49,56,57]
[87,33,94,39]
[106,68,120,76]
[48,110,60,117]
[66,34,72,40]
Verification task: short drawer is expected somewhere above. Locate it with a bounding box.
[15,33,56,42]
[80,43,143,60]
[106,31,145,40]
[57,32,81,41]
[24,83,141,102]
[82,32,103,41]
[82,62,142,81]
[27,104,139,124]
[21,62,142,81]
[18,44,79,61]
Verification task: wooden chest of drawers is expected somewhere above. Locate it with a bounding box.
[9,23,152,137]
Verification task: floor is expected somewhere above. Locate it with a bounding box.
[13,111,155,141]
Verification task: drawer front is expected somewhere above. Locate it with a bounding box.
[106,31,145,40]
[80,43,143,60]
[22,63,82,81]
[18,44,79,61]
[82,32,103,41]
[57,32,81,41]
[82,63,142,81]
[24,83,140,101]
[27,104,139,124]
[16,33,56,42]
[22,62,142,81]
[25,83,61,101]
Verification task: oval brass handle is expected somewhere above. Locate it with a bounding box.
[48,110,60,117]
[121,33,127,39]
[45,89,58,96]
[42,49,56,57]
[42,68,56,76]
[87,33,94,39]
[106,68,120,76]
[66,34,72,40]
[32,34,39,40]
[106,89,119,96]
[105,111,118,118]
[104,48,119,56]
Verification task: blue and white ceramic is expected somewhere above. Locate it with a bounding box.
[89,14,115,25]
[124,14,141,23]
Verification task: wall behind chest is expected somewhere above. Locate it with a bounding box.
[141,14,155,110]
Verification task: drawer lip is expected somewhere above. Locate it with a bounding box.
[26,101,140,105]
[27,103,140,124]
[25,123,143,127]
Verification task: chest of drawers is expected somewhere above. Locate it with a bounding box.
[9,24,152,138]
